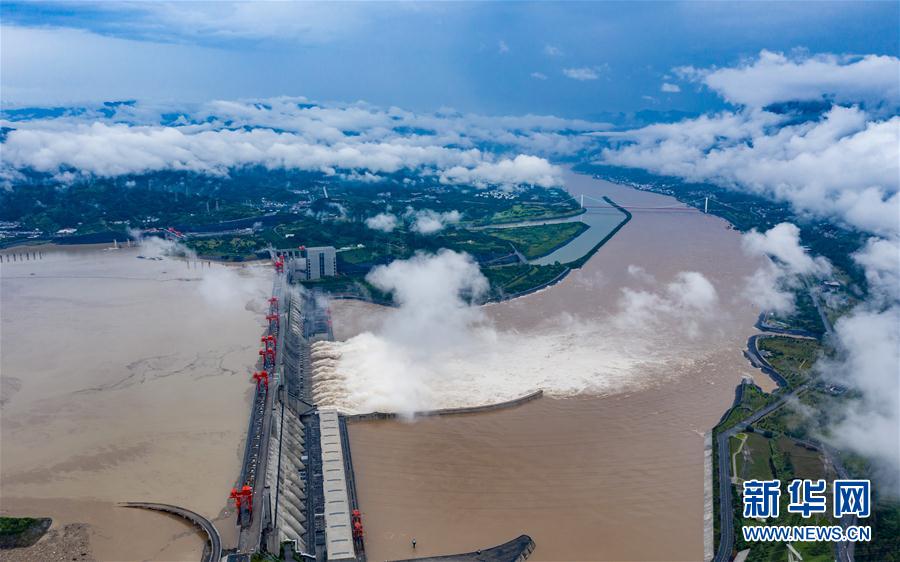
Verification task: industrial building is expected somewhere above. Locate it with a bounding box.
[275,246,337,282]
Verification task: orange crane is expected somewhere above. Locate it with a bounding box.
[229,485,253,520]
[352,509,365,552]
[252,370,269,391]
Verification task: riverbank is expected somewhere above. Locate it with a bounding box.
[0,517,51,549]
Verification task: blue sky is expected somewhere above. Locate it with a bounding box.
[2,1,898,119]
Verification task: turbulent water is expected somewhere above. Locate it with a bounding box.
[0,244,270,560]
[339,171,769,560]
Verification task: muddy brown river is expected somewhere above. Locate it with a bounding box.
[338,172,767,561]
[1,245,268,560]
[1,172,766,561]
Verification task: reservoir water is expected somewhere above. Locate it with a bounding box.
[0,246,268,560]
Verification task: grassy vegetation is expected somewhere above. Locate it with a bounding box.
[482,263,569,299]
[754,388,845,443]
[0,517,38,535]
[188,235,266,260]
[769,289,827,336]
[717,383,774,432]
[484,202,583,225]
[757,336,822,388]
[0,517,51,549]
[828,452,900,562]
[487,222,588,259]
[731,431,836,562]
[856,502,900,562]
[736,433,775,481]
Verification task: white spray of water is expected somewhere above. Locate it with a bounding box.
[311,250,724,416]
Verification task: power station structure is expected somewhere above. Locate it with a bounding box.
[273,246,337,282]
[228,252,365,562]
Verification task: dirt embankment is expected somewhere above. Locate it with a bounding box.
[0,519,95,562]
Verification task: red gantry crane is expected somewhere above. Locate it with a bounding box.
[252,370,269,392]
[352,509,365,552]
[230,485,253,521]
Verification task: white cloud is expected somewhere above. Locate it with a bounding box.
[1,97,588,189]
[822,305,900,494]
[563,66,600,81]
[438,154,562,188]
[365,212,398,232]
[616,271,718,338]
[530,72,548,80]
[853,237,900,304]
[407,209,461,235]
[661,82,681,93]
[739,223,831,314]
[602,105,899,236]
[742,223,831,277]
[497,40,510,54]
[679,50,900,109]
[543,44,562,57]
[816,236,900,494]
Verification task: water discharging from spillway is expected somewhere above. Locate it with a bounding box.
[331,172,768,561]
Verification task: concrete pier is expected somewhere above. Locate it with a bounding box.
[388,535,535,562]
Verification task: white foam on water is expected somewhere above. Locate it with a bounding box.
[310,251,728,415]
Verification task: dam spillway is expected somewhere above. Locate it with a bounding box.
[254,254,537,562]
[258,274,366,562]
[224,250,365,561]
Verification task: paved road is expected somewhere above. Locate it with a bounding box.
[809,288,835,337]
[715,326,857,562]
[713,384,807,562]
[120,502,221,562]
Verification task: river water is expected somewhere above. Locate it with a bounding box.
[0,245,269,560]
[475,203,628,266]
[0,171,765,561]
[338,171,767,561]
